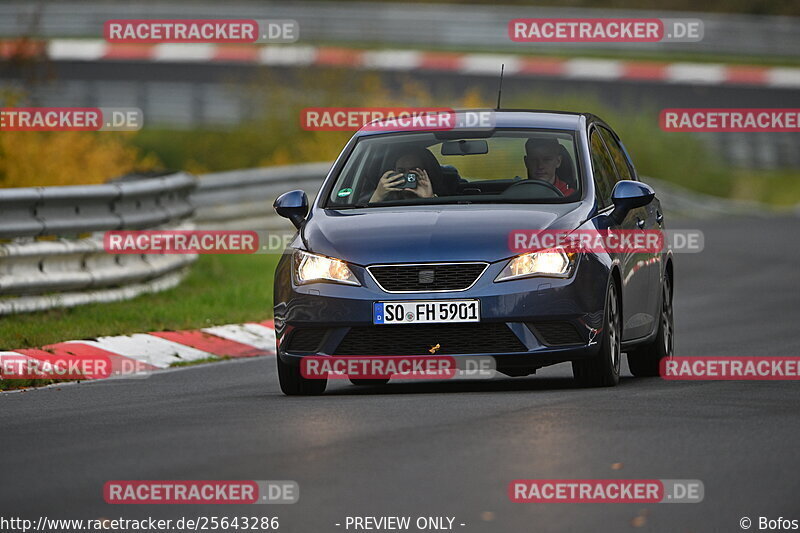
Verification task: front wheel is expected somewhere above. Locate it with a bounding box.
[277,356,327,396]
[627,275,673,377]
[572,278,621,387]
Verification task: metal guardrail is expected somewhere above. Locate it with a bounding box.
[0,164,327,316]
[0,173,198,315]
[0,1,797,58]
[194,162,330,230]
[0,173,196,238]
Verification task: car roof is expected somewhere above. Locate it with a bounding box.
[355,109,588,137]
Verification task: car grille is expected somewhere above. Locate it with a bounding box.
[285,328,328,352]
[333,323,527,356]
[368,262,487,292]
[528,322,584,346]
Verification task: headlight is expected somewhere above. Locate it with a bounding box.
[293,250,360,286]
[495,248,575,282]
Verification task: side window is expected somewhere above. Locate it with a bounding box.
[589,130,618,209]
[598,127,633,181]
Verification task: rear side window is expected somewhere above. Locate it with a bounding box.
[589,130,618,209]
[598,127,633,181]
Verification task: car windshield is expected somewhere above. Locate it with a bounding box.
[325,130,581,208]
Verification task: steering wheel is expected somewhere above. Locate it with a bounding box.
[504,179,564,199]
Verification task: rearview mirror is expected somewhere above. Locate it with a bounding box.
[274,190,308,229]
[440,139,488,156]
[610,180,655,224]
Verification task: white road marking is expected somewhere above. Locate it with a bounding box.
[666,63,726,84]
[202,324,276,351]
[48,39,106,61]
[65,335,215,368]
[564,59,624,80]
[362,50,421,70]
[154,43,215,62]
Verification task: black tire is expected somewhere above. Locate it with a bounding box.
[572,278,621,387]
[349,378,391,386]
[277,356,327,396]
[627,275,674,377]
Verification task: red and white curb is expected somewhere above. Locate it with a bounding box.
[2,39,799,89]
[0,319,276,382]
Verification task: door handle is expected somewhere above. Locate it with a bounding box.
[636,217,645,229]
[656,211,664,225]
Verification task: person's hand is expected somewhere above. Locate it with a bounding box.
[406,168,434,198]
[369,170,405,202]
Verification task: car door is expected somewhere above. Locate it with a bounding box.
[598,126,661,337]
[589,127,651,341]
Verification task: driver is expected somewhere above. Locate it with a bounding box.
[369,147,438,203]
[523,137,574,196]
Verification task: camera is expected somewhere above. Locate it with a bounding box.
[397,171,418,189]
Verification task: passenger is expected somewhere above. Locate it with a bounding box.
[369,147,439,202]
[523,137,574,196]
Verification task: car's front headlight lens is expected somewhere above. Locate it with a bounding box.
[293,250,360,286]
[495,248,575,282]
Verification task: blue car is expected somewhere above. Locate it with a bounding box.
[272,110,673,395]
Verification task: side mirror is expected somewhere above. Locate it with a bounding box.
[610,180,655,224]
[274,190,308,229]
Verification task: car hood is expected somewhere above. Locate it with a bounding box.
[302,203,586,264]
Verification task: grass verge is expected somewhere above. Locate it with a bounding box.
[1,253,280,351]
[170,356,231,368]
[0,253,280,390]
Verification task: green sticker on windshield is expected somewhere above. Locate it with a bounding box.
[337,188,353,198]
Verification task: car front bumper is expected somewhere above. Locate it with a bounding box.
[274,251,610,373]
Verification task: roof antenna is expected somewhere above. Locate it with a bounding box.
[495,63,505,110]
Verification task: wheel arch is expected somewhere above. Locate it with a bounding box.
[664,257,674,303]
[610,265,623,322]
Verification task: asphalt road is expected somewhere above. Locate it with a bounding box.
[2,215,799,532]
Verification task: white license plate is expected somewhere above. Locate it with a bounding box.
[374,300,480,325]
